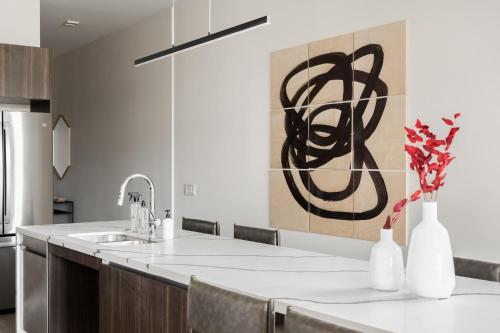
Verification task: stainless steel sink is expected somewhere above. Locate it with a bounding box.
[69,233,155,246]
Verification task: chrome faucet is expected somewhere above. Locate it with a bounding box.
[117,174,159,236]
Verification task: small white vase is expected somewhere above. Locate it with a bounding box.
[406,202,455,299]
[370,228,404,291]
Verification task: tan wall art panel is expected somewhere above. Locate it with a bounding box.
[270,44,309,110]
[353,20,406,99]
[353,170,406,244]
[353,96,406,171]
[309,33,354,105]
[270,169,309,232]
[270,108,309,169]
[308,101,352,170]
[309,169,354,238]
[270,21,407,244]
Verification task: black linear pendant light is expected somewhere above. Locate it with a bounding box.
[134,1,270,67]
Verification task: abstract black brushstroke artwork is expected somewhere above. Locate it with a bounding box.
[270,21,406,244]
[281,44,389,220]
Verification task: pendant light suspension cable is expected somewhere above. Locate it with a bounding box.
[134,0,270,67]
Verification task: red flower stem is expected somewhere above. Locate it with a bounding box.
[391,212,402,226]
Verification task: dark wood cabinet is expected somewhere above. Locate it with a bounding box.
[47,244,188,333]
[48,244,101,333]
[100,264,188,333]
[0,43,50,101]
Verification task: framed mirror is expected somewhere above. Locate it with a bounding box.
[53,115,71,179]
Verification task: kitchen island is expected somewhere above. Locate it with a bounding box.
[16,221,500,333]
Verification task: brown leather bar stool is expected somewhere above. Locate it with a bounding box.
[182,217,220,235]
[234,224,280,246]
[454,257,500,282]
[187,277,272,333]
[284,308,364,333]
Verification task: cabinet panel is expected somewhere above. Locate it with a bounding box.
[21,236,48,333]
[29,47,50,99]
[0,44,50,100]
[100,264,188,333]
[0,246,15,310]
[22,250,47,333]
[47,245,187,333]
[48,245,100,333]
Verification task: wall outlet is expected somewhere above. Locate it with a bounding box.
[184,184,196,196]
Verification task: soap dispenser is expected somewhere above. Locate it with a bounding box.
[161,209,174,239]
[128,192,142,232]
[138,200,149,234]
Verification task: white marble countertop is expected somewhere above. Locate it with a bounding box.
[17,221,500,333]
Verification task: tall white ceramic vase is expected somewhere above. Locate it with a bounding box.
[370,228,404,291]
[406,202,455,298]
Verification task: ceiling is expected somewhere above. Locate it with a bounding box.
[41,0,174,56]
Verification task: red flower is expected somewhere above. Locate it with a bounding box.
[426,139,446,147]
[383,216,391,229]
[442,117,454,126]
[445,127,460,150]
[410,190,422,201]
[393,199,408,213]
[405,127,417,136]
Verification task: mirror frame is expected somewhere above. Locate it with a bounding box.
[53,114,71,179]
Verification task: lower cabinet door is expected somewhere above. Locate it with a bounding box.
[99,264,188,333]
[22,249,47,333]
[0,244,15,311]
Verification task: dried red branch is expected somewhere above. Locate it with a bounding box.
[404,114,460,197]
[385,190,422,229]
[383,114,461,230]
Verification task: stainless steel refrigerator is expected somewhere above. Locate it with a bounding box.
[0,109,52,311]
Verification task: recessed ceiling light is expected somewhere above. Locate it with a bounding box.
[62,20,80,28]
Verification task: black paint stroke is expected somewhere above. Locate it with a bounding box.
[279,44,389,220]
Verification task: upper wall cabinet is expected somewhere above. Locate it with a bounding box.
[0,44,50,101]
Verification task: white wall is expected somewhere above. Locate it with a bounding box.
[173,0,500,261]
[52,9,173,221]
[51,0,500,263]
[0,0,40,46]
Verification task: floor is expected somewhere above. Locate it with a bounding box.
[0,313,15,333]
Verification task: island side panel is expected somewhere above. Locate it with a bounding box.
[48,244,100,333]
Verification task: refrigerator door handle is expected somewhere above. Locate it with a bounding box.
[1,113,4,234]
[2,128,6,222]
[3,126,8,225]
